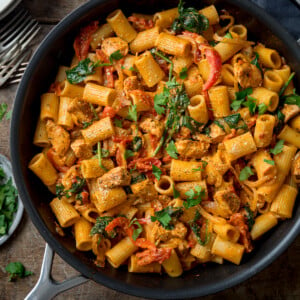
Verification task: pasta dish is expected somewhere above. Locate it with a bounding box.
[28,0,300,277]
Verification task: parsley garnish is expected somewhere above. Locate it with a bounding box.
[224,32,233,39]
[283,93,300,107]
[171,0,209,34]
[0,103,8,121]
[264,159,275,165]
[152,165,162,180]
[151,206,183,230]
[274,110,285,134]
[132,136,142,152]
[184,186,205,209]
[131,173,146,184]
[97,142,108,171]
[56,177,86,199]
[213,119,225,131]
[124,149,135,160]
[5,262,33,281]
[0,169,18,236]
[114,118,123,127]
[166,140,178,159]
[270,140,284,155]
[109,50,124,63]
[127,104,137,122]
[173,184,180,198]
[129,218,143,241]
[243,96,257,115]
[192,161,208,172]
[239,166,254,181]
[189,211,210,246]
[66,58,100,84]
[250,52,263,74]
[90,216,116,239]
[179,67,188,79]
[279,72,295,97]
[231,87,253,111]
[258,103,268,115]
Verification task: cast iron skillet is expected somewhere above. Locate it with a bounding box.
[10,0,300,298]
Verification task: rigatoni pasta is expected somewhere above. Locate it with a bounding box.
[28,0,299,278]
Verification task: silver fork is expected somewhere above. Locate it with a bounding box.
[1,61,28,86]
[0,49,31,87]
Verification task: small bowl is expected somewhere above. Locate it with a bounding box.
[0,154,24,246]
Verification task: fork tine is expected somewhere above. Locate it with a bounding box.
[0,43,20,64]
[0,8,25,36]
[2,19,36,50]
[0,49,31,87]
[19,25,40,50]
[1,11,30,43]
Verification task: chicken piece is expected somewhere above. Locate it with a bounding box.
[234,60,262,89]
[209,123,226,143]
[152,222,187,243]
[61,166,81,190]
[175,139,210,159]
[292,153,300,181]
[46,120,70,156]
[281,104,300,123]
[68,100,94,124]
[213,187,240,217]
[131,179,157,202]
[124,76,142,96]
[101,37,128,58]
[97,167,131,189]
[173,127,191,139]
[139,117,164,138]
[71,139,93,159]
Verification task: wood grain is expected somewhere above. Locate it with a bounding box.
[0,0,299,299]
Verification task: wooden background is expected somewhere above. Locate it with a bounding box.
[0,1,299,299]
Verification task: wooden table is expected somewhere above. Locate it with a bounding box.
[0,1,299,299]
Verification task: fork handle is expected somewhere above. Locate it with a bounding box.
[25,244,89,300]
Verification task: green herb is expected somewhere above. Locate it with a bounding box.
[132,136,142,152]
[5,262,33,281]
[129,66,138,72]
[82,121,92,129]
[250,52,263,74]
[97,142,108,171]
[172,0,209,34]
[66,58,100,84]
[223,113,242,129]
[124,149,135,160]
[283,94,300,107]
[231,87,253,111]
[109,50,124,63]
[114,118,123,127]
[151,206,183,230]
[213,120,225,131]
[243,96,257,115]
[152,165,162,180]
[101,148,109,158]
[154,87,168,115]
[209,40,218,47]
[189,218,210,246]
[279,72,295,97]
[264,159,275,165]
[179,67,188,79]
[5,109,12,120]
[192,161,208,172]
[244,206,254,231]
[166,140,178,159]
[224,32,233,39]
[239,166,254,181]
[90,216,116,239]
[173,184,180,198]
[55,183,65,199]
[0,169,18,236]
[131,173,146,184]
[89,103,99,121]
[0,103,8,121]
[203,126,211,137]
[270,140,284,155]
[184,186,205,209]
[127,104,137,122]
[129,218,143,241]
[258,103,268,115]
[55,177,86,200]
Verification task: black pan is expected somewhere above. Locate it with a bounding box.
[10,0,300,298]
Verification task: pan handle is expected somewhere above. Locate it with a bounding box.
[25,244,89,300]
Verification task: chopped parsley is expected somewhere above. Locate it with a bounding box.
[244,206,254,231]
[97,142,108,171]
[114,118,123,128]
[127,104,138,122]
[124,149,135,160]
[264,159,275,165]
[250,52,263,74]
[66,58,100,84]
[189,211,210,246]
[151,206,183,230]
[131,173,146,184]
[283,93,300,107]
[55,177,86,199]
[152,165,162,180]
[231,87,253,111]
[90,216,116,239]
[5,262,33,281]
[109,50,124,63]
[171,0,209,34]
[179,67,188,79]
[166,140,178,159]
[129,218,143,241]
[132,136,142,152]
[224,32,233,39]
[192,161,208,172]
[239,166,254,181]
[258,103,268,115]
[270,140,284,155]
[184,186,205,209]
[279,72,295,97]
[173,184,180,198]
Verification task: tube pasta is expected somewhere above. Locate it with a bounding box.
[250,87,279,112]
[250,212,278,240]
[254,114,275,148]
[74,217,93,251]
[199,5,219,25]
[81,158,114,179]
[162,249,183,277]
[154,175,174,195]
[263,70,283,93]
[40,93,59,122]
[33,118,50,147]
[129,254,161,273]
[278,125,300,148]
[57,97,73,129]
[153,8,179,29]
[59,80,84,98]
[188,95,209,124]
[83,83,116,106]
[254,44,281,69]
[290,115,300,132]
[170,160,202,181]
[208,86,231,117]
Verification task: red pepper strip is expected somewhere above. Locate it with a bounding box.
[80,191,89,204]
[101,106,117,119]
[136,247,172,266]
[201,47,222,91]
[128,16,154,31]
[105,217,129,233]
[203,90,214,121]
[128,157,162,172]
[73,21,99,61]
[47,148,69,173]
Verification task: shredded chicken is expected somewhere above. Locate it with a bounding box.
[68,100,94,124]
[97,167,131,189]
[139,117,164,138]
[234,60,262,88]
[152,222,187,243]
[281,104,300,123]
[208,123,226,143]
[124,76,142,96]
[46,120,70,156]
[175,139,210,158]
[71,139,93,159]
[101,37,128,58]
